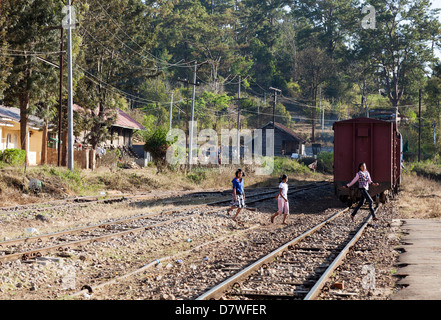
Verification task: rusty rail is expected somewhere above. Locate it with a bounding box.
[196,207,349,300]
[1,182,330,265]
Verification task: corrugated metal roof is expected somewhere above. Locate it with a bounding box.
[0,105,44,128]
[73,104,145,130]
[261,121,306,143]
[115,108,145,130]
[0,104,145,131]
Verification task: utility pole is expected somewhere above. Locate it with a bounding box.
[319,85,325,134]
[189,61,197,170]
[418,89,422,162]
[177,78,190,136]
[257,102,260,128]
[338,97,341,120]
[260,92,266,128]
[319,85,322,127]
[58,28,64,167]
[169,92,174,132]
[186,60,207,170]
[236,75,241,162]
[269,87,281,128]
[62,0,75,171]
[43,23,64,167]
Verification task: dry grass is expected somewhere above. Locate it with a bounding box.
[397,172,441,219]
[0,159,329,209]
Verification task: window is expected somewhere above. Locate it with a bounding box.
[6,133,11,148]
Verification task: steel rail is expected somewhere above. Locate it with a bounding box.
[0,181,328,214]
[196,207,349,300]
[1,182,331,264]
[303,214,373,300]
[0,215,193,264]
[0,188,225,215]
[0,181,329,248]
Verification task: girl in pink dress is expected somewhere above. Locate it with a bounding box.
[271,174,289,225]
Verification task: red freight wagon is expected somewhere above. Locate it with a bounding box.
[333,117,402,206]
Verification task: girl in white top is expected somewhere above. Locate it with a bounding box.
[271,174,289,225]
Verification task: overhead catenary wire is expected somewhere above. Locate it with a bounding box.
[5,48,424,125]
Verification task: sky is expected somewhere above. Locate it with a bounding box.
[432,0,441,10]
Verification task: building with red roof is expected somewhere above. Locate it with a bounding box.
[72,104,145,149]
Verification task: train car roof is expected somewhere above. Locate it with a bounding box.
[332,117,394,129]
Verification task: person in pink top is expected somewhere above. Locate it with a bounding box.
[343,162,379,221]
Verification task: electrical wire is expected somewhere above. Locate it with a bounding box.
[0,48,65,56]
[76,63,184,106]
[78,0,196,70]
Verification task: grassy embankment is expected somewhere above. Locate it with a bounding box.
[1,156,438,216]
[0,157,329,207]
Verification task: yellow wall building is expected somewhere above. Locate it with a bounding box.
[0,105,44,165]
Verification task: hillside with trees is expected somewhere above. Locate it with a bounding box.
[1,0,441,159]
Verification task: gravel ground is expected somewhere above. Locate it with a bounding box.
[0,183,405,300]
[317,201,403,300]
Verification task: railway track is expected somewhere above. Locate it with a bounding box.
[196,205,377,300]
[0,185,302,220]
[0,189,229,217]
[0,181,330,265]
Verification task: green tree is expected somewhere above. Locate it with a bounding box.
[143,127,173,171]
[74,0,159,150]
[0,2,12,97]
[195,91,232,129]
[423,64,441,156]
[155,0,249,93]
[354,0,441,108]
[1,0,63,164]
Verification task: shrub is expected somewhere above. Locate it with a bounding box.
[273,157,310,176]
[0,149,26,166]
[406,160,441,181]
[48,167,83,185]
[317,151,334,174]
[100,149,120,168]
[144,128,173,170]
[186,168,207,184]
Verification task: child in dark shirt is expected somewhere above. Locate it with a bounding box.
[227,169,245,222]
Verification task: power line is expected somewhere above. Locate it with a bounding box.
[77,25,184,72]
[0,48,65,56]
[92,0,180,67]
[79,0,194,70]
[76,63,184,106]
